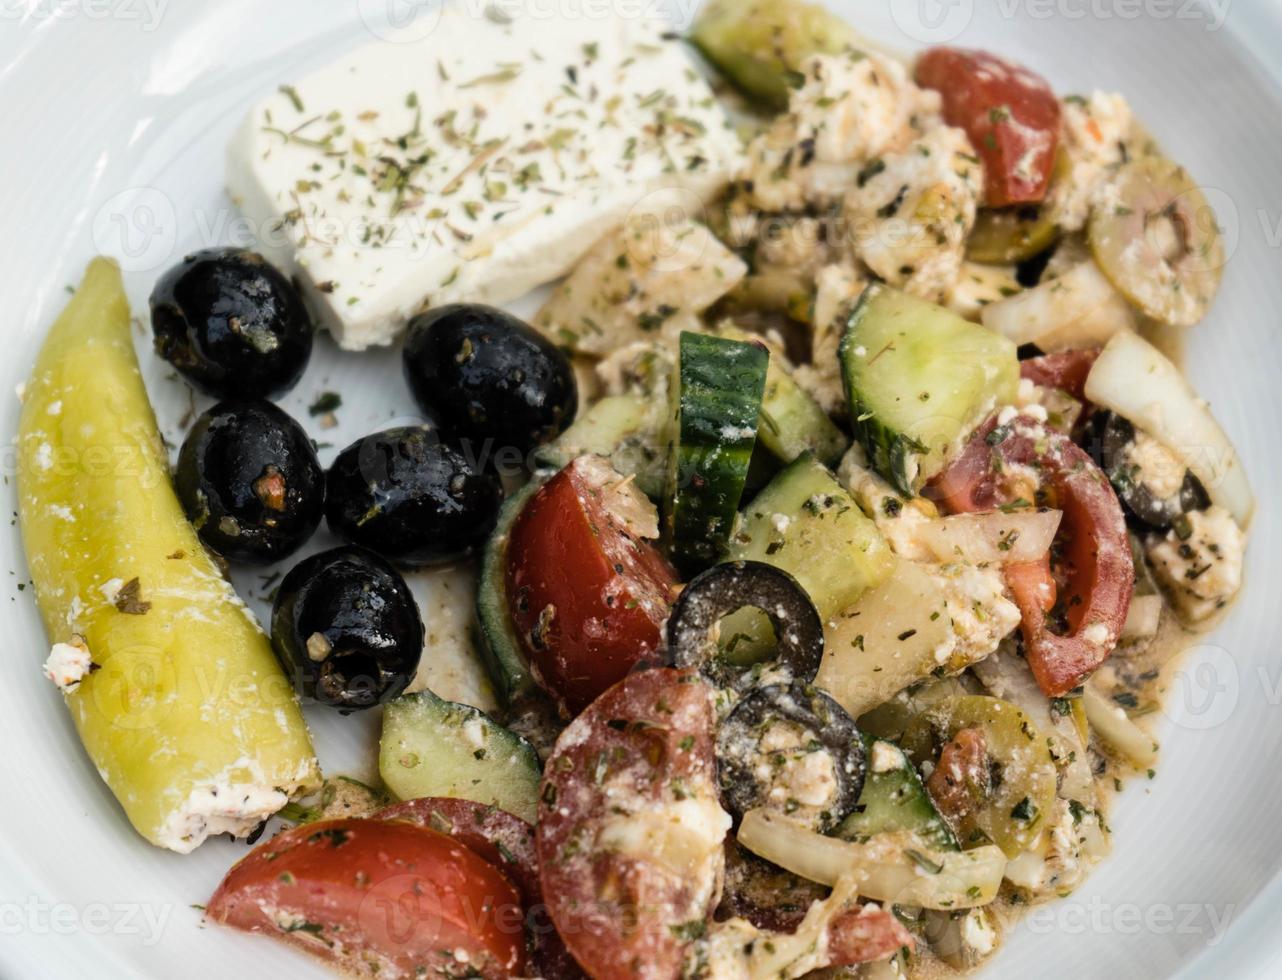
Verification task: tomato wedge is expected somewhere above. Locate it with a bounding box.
[826,904,915,967]
[507,456,679,715]
[206,818,527,978]
[537,668,727,980]
[929,415,1133,696]
[1019,348,1101,402]
[916,47,1061,207]
[375,797,583,979]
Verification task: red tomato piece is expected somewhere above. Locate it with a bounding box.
[537,668,725,980]
[925,727,990,826]
[374,797,584,979]
[916,47,1061,206]
[826,904,915,968]
[1019,348,1101,402]
[507,457,679,715]
[929,415,1133,696]
[206,818,527,979]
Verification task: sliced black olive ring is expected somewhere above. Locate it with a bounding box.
[715,682,866,831]
[1090,411,1209,530]
[666,560,824,689]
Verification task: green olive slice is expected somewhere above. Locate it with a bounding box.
[902,695,1057,858]
[1089,156,1225,327]
[966,150,1067,265]
[968,204,1060,265]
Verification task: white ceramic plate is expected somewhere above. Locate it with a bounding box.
[2,1,1280,977]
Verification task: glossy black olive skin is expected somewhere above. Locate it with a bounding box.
[175,400,324,565]
[402,304,577,458]
[1087,411,1209,530]
[150,248,313,399]
[271,547,424,712]
[667,560,825,690]
[326,425,503,567]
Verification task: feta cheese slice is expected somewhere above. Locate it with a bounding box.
[228,7,743,350]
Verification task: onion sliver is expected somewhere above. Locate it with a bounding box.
[1120,594,1163,642]
[981,261,1134,351]
[1084,330,1254,527]
[1082,686,1159,769]
[913,510,1062,565]
[737,808,1006,911]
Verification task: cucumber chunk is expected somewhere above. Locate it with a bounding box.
[722,453,894,662]
[836,735,959,852]
[534,394,666,498]
[690,0,857,109]
[475,479,545,707]
[380,689,542,823]
[840,285,1019,496]
[717,324,848,466]
[666,332,769,574]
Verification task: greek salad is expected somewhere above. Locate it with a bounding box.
[15,1,1253,978]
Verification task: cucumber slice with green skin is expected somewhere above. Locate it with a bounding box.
[717,325,848,466]
[666,332,769,574]
[689,0,857,109]
[533,394,667,499]
[840,285,1019,496]
[379,689,542,823]
[475,478,546,707]
[722,452,894,663]
[836,735,959,852]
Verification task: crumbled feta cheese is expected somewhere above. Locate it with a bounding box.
[792,52,940,165]
[1126,428,1187,500]
[1050,92,1135,232]
[34,442,53,471]
[930,562,1021,671]
[1147,505,1245,625]
[837,447,937,562]
[156,768,293,854]
[597,794,731,882]
[845,126,983,302]
[870,740,905,774]
[536,212,745,355]
[43,637,93,693]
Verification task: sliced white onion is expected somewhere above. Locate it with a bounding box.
[1120,594,1163,642]
[737,809,1006,911]
[981,261,1134,351]
[1084,330,1255,528]
[912,511,1062,566]
[1082,686,1159,769]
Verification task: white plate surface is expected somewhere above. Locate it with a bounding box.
[1,1,1281,977]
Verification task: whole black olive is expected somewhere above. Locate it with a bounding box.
[326,425,503,567]
[272,547,423,712]
[716,682,866,832]
[175,399,324,564]
[150,247,313,398]
[1087,411,1209,530]
[667,561,825,690]
[402,304,577,459]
